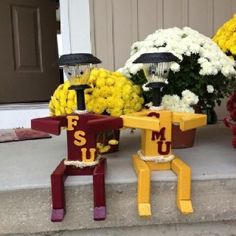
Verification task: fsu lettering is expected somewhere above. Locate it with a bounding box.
[74,130,86,146]
[67,115,79,131]
[67,115,96,162]
[81,148,96,162]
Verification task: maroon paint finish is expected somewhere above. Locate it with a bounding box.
[147,112,160,118]
[87,116,123,133]
[66,113,123,162]
[93,159,106,207]
[51,160,67,222]
[31,112,123,222]
[93,158,107,220]
[31,116,67,135]
[157,141,171,155]
[66,114,97,161]
[50,158,107,222]
[66,165,94,176]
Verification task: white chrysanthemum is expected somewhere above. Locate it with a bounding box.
[119,26,235,111]
[162,95,176,107]
[207,85,214,93]
[190,44,201,54]
[117,67,129,78]
[129,64,143,75]
[182,90,199,105]
[130,41,144,56]
[120,26,236,79]
[222,66,231,77]
[161,92,197,113]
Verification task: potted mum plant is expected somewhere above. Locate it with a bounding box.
[49,67,144,153]
[213,15,236,148]
[119,27,236,124]
[213,14,236,59]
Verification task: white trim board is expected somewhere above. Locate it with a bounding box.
[0,106,49,129]
[60,0,91,54]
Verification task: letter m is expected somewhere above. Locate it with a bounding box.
[151,127,166,141]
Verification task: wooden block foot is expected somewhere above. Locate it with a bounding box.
[51,208,65,222]
[178,200,193,214]
[138,203,151,217]
[94,206,106,220]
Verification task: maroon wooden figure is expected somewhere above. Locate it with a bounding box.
[32,112,122,222]
[32,53,123,222]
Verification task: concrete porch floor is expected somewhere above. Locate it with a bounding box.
[0,122,236,235]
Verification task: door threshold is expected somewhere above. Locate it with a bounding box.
[0,103,49,111]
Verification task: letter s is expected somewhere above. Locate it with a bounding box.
[74,130,86,146]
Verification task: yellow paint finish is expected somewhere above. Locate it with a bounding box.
[67,115,79,131]
[81,148,96,162]
[147,161,171,171]
[133,155,151,217]
[123,109,200,216]
[171,157,193,214]
[133,154,193,216]
[124,110,150,117]
[141,110,172,157]
[178,200,193,214]
[74,130,86,146]
[141,130,157,156]
[138,203,151,217]
[172,112,207,131]
[121,115,160,131]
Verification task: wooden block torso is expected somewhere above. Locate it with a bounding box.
[141,110,172,157]
[66,113,98,162]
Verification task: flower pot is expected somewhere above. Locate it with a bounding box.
[172,124,196,149]
[202,107,218,125]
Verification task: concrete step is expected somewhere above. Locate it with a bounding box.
[0,124,236,235]
[1,179,236,235]
[5,221,236,236]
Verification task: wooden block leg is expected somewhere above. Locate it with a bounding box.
[171,157,193,214]
[132,155,151,217]
[51,160,67,222]
[93,158,107,221]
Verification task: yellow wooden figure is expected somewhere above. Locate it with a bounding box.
[121,110,206,217]
[121,52,207,217]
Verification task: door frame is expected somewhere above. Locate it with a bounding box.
[60,0,92,57]
[1,0,92,129]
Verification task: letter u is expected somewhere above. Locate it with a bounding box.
[81,148,96,162]
[157,141,171,155]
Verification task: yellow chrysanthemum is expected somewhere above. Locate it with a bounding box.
[106,76,115,86]
[96,77,106,87]
[110,109,123,117]
[49,68,144,116]
[108,139,119,145]
[213,14,236,56]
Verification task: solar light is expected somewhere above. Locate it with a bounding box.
[133,52,179,108]
[58,53,101,112]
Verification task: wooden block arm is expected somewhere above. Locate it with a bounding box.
[86,117,123,133]
[172,112,207,131]
[31,116,67,135]
[120,115,160,131]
